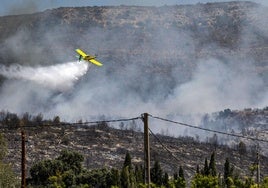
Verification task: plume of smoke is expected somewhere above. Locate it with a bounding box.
[0,3,267,134]
[0,62,89,91]
[164,58,267,116]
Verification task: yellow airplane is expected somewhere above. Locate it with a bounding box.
[75,48,103,66]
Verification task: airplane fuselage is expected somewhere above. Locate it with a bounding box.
[75,49,103,66]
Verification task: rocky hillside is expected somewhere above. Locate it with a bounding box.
[202,107,268,131]
[0,2,267,114]
[0,1,267,181]
[2,111,268,180]
[0,1,267,81]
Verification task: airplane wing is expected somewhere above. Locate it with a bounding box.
[76,48,103,66]
[89,59,103,66]
[76,49,87,58]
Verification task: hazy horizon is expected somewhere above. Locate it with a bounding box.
[1,0,267,16]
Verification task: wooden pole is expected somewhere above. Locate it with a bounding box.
[21,129,26,188]
[257,151,260,188]
[143,113,150,187]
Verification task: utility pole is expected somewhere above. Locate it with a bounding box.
[257,150,260,188]
[255,131,260,188]
[21,123,26,188]
[142,113,150,187]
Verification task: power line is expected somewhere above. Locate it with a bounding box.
[2,113,267,144]
[0,116,141,130]
[148,127,196,174]
[3,112,268,182]
[1,112,267,145]
[148,114,268,144]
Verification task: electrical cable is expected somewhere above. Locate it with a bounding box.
[148,127,196,174]
[148,114,268,143]
[0,116,141,130]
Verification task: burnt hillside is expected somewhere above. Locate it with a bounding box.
[0,1,267,80]
[0,2,267,115]
[3,119,268,180]
[0,1,267,181]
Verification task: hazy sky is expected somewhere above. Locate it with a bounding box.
[1,0,267,16]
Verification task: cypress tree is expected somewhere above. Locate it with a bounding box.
[163,172,169,187]
[174,172,178,180]
[209,152,217,176]
[196,164,200,174]
[151,161,163,186]
[122,152,136,188]
[134,165,143,184]
[129,169,137,188]
[111,168,121,186]
[224,158,234,188]
[179,166,185,181]
[238,141,247,157]
[203,158,209,176]
[123,152,132,170]
[224,158,230,181]
[121,166,130,188]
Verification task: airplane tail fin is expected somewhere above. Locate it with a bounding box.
[75,55,82,61]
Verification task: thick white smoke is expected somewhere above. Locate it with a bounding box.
[0,3,267,132]
[164,58,267,116]
[0,61,89,91]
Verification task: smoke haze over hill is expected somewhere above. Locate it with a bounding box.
[1,0,268,16]
[0,2,267,132]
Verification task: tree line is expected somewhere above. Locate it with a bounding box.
[0,111,268,187]
[26,149,186,188]
[18,149,268,188]
[1,144,267,188]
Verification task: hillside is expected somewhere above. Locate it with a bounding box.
[5,120,268,181]
[0,1,267,75]
[0,1,268,184]
[2,107,268,180]
[0,1,267,121]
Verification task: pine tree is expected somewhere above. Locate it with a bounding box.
[191,174,219,188]
[56,149,84,175]
[175,177,186,188]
